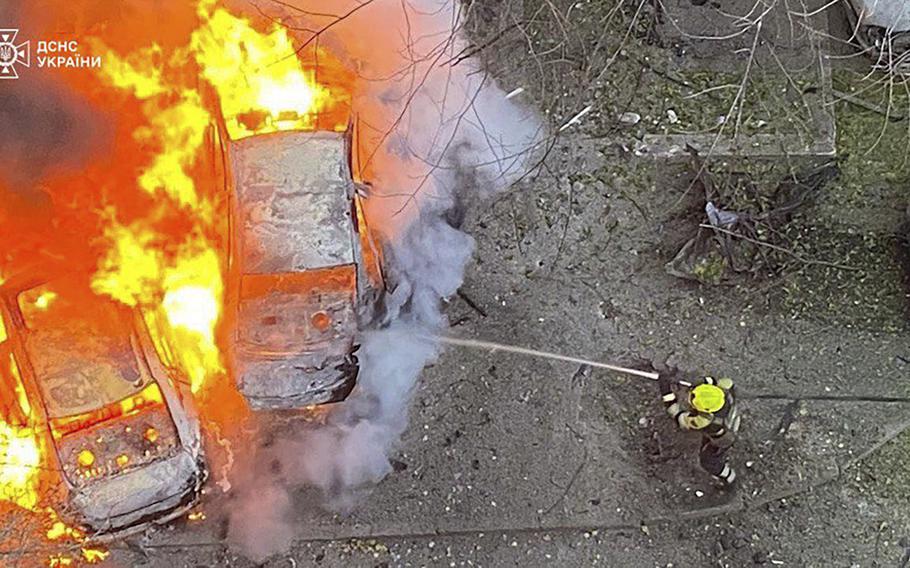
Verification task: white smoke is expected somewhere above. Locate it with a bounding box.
[223,0,543,559]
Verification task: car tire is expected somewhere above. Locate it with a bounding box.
[325,353,359,403]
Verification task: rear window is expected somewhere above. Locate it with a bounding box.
[16,283,151,419]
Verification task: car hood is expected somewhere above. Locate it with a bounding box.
[55,404,179,489]
[68,449,201,531]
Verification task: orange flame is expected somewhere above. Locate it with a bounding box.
[82,547,110,564]
[90,220,223,394]
[87,0,352,396]
[0,422,41,511]
[0,0,359,558]
[45,507,109,566]
[191,0,339,139]
[88,29,224,395]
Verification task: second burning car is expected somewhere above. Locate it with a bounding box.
[0,272,206,537]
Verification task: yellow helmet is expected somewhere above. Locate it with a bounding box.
[690,383,725,413]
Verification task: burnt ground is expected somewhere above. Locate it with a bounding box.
[94,1,910,567]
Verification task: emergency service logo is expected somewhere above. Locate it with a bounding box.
[0,32,100,79]
[0,29,30,79]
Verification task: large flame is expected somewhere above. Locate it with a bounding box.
[91,221,223,394]
[0,317,41,512]
[192,0,349,139]
[0,0,356,559]
[88,0,352,394]
[88,25,223,395]
[0,422,41,511]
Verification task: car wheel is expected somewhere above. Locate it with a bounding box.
[325,353,359,403]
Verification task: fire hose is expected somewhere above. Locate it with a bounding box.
[434,336,691,386]
[434,335,910,403]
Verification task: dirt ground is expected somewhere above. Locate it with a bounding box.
[85,1,910,567]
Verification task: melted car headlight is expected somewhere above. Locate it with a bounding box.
[77,450,95,468]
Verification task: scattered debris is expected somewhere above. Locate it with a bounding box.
[666,147,840,284]
[619,111,641,126]
[559,105,593,131]
[457,289,488,318]
[571,364,591,385]
[774,400,804,439]
[705,202,740,227]
[505,87,525,99]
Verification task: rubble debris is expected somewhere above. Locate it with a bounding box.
[774,400,804,439]
[505,87,525,99]
[571,364,592,385]
[619,112,641,126]
[666,148,839,284]
[559,105,593,131]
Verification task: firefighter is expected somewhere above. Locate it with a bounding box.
[658,370,740,485]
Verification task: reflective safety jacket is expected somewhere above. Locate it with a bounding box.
[660,376,740,447]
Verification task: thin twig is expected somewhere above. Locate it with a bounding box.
[832,87,907,121]
[698,223,862,271]
[456,289,487,318]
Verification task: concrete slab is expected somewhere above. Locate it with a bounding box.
[632,0,837,157]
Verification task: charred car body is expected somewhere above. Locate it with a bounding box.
[218,122,386,410]
[0,273,205,537]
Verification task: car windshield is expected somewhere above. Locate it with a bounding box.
[17,282,151,419]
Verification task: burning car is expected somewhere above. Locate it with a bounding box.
[0,272,206,537]
[219,120,386,410]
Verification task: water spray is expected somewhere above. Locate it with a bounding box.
[432,335,693,386]
[434,335,910,403]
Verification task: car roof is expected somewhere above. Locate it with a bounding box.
[229,130,356,274]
